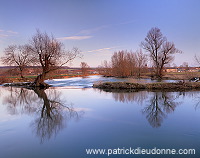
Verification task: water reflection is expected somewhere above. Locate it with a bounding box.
[3,87,38,115]
[96,89,182,128]
[112,90,148,105]
[3,87,83,143]
[142,92,180,128]
[185,91,200,110]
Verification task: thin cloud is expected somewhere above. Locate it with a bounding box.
[77,21,134,36]
[57,25,109,42]
[117,20,136,25]
[78,25,109,35]
[87,46,117,53]
[57,35,92,40]
[0,29,18,38]
[7,30,18,34]
[0,34,9,37]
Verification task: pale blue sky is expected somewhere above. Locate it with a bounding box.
[0,0,200,67]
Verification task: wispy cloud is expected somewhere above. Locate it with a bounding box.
[57,35,92,40]
[117,20,136,25]
[57,20,133,42]
[87,46,118,53]
[0,34,9,37]
[77,25,109,35]
[7,30,18,34]
[78,20,134,36]
[0,29,18,38]
[57,25,108,41]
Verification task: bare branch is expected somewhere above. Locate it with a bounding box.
[28,30,81,86]
[1,44,33,78]
[141,27,182,79]
[195,55,200,65]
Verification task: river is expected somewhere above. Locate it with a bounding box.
[0,75,199,158]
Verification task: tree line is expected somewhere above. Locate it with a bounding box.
[1,27,200,84]
[98,49,148,78]
[99,27,183,79]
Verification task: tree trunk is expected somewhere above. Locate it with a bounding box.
[19,67,24,78]
[154,65,163,80]
[158,63,165,80]
[34,87,52,118]
[20,71,24,79]
[34,73,49,87]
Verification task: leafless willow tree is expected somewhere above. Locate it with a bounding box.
[141,27,182,79]
[1,45,32,78]
[98,60,112,76]
[111,50,136,77]
[135,49,148,77]
[99,50,147,78]
[28,30,81,87]
[195,55,200,66]
[80,62,90,76]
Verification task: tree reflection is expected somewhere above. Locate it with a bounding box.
[3,87,83,143]
[98,89,181,128]
[142,92,180,128]
[3,87,38,115]
[112,91,148,105]
[185,91,200,110]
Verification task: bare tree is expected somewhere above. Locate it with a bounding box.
[80,62,90,76]
[100,50,147,78]
[111,50,136,77]
[180,62,189,74]
[135,49,148,78]
[141,27,181,79]
[195,55,200,66]
[181,62,189,68]
[111,51,128,77]
[98,60,112,76]
[126,51,137,76]
[1,45,32,78]
[28,30,81,87]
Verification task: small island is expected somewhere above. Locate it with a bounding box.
[93,81,200,91]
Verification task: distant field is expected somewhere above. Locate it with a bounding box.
[164,72,200,80]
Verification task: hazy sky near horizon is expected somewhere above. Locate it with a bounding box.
[0,0,200,67]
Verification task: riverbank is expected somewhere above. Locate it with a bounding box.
[103,72,200,80]
[1,75,101,88]
[93,81,200,91]
[1,75,87,88]
[0,74,92,84]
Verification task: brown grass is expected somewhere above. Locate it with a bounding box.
[93,81,200,91]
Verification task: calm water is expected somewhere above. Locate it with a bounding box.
[0,76,200,158]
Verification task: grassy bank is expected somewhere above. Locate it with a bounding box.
[93,81,200,91]
[0,74,84,84]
